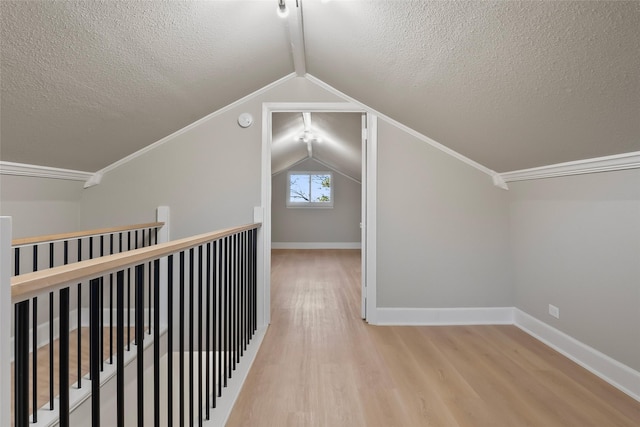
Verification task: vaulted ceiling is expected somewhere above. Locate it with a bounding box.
[1,1,638,175]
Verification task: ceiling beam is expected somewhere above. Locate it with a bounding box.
[285,0,307,76]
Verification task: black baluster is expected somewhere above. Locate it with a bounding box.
[14,247,20,276]
[154,259,161,427]
[189,248,194,427]
[225,236,230,385]
[136,264,144,427]
[212,240,218,408]
[198,246,203,426]
[60,287,70,427]
[77,238,82,389]
[254,228,258,333]
[206,243,211,418]
[179,251,185,427]
[90,278,101,426]
[15,300,29,427]
[116,271,125,427]
[49,242,55,410]
[128,232,131,351]
[168,255,174,427]
[225,236,233,387]
[232,235,236,371]
[32,246,38,422]
[110,234,114,364]
[100,236,104,372]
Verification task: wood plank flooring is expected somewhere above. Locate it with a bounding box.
[10,326,138,425]
[227,249,640,427]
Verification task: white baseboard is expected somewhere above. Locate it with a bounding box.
[375,307,515,326]
[373,306,639,402]
[203,326,267,427]
[271,242,361,250]
[514,309,640,402]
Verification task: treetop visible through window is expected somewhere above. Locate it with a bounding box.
[287,172,333,207]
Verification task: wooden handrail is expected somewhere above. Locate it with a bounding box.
[11,223,261,301]
[11,222,165,247]
[13,222,166,247]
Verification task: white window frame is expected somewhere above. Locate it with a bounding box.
[286,171,334,208]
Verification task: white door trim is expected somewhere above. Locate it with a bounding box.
[261,102,377,324]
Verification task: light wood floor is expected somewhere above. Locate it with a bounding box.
[10,325,139,425]
[227,249,640,427]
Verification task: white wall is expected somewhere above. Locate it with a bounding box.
[0,174,83,238]
[79,76,514,311]
[509,169,640,371]
[271,158,361,245]
[79,77,341,239]
[376,119,513,308]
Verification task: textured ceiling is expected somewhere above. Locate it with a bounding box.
[272,112,362,181]
[304,0,640,172]
[1,1,639,174]
[1,0,292,171]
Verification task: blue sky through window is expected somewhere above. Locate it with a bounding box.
[288,172,332,205]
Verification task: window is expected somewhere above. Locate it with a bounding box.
[287,171,333,208]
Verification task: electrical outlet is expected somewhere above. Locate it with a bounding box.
[548,304,560,319]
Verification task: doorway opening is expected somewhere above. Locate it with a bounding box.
[259,103,377,325]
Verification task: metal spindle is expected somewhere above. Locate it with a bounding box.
[231,235,237,371]
[212,240,218,408]
[15,300,29,427]
[14,247,20,276]
[227,236,232,379]
[116,271,125,427]
[205,242,211,418]
[32,246,38,422]
[100,237,104,372]
[154,259,161,427]
[242,231,246,350]
[49,242,55,410]
[218,239,223,398]
[60,287,70,427]
[179,251,185,427]
[110,234,114,364]
[127,232,131,351]
[77,238,82,389]
[136,264,144,427]
[254,228,258,332]
[168,255,174,427]
[90,278,101,426]
[198,246,204,426]
[189,248,195,427]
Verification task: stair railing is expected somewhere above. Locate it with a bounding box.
[2,216,261,427]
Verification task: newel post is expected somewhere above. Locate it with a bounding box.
[0,217,12,427]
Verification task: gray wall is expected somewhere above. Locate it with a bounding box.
[0,174,83,238]
[509,169,640,371]
[79,77,341,238]
[376,119,513,308]
[271,158,361,244]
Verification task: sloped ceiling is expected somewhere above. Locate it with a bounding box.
[272,112,362,181]
[1,0,639,175]
[0,0,292,171]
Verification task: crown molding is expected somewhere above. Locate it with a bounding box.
[0,161,93,182]
[500,151,640,183]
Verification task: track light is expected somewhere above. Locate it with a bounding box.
[277,0,289,18]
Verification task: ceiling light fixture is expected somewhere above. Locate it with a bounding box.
[277,0,289,18]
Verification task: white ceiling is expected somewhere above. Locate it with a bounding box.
[1,1,292,171]
[272,112,362,181]
[1,1,639,174]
